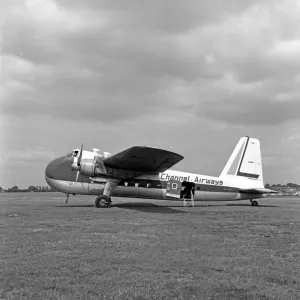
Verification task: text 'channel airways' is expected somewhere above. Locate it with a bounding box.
[160,173,224,186]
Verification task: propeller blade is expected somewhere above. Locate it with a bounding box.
[77,143,83,167]
[76,170,80,182]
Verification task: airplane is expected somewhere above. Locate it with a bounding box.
[45,136,276,208]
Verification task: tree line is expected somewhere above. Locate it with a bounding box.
[265,183,300,189]
[0,186,59,192]
[1,183,300,193]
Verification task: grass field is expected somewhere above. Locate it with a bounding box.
[1,193,300,300]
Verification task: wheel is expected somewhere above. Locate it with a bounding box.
[95,195,111,208]
[251,200,258,206]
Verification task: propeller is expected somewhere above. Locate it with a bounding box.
[76,170,80,183]
[77,143,83,167]
[75,143,83,182]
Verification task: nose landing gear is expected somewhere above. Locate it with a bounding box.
[250,199,258,206]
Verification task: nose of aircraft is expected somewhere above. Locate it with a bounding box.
[45,155,74,181]
[45,156,63,179]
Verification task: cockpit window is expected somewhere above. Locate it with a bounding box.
[67,150,79,157]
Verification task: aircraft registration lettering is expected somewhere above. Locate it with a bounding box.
[160,173,223,186]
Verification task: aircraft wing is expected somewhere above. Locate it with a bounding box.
[239,188,279,194]
[103,146,184,173]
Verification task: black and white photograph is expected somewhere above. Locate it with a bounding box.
[1,0,300,299]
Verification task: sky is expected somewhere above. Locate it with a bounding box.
[1,0,300,189]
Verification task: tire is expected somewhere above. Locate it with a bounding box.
[95,195,111,208]
[251,200,258,206]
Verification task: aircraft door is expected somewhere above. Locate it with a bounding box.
[166,179,182,198]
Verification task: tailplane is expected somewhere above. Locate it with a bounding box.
[220,136,263,183]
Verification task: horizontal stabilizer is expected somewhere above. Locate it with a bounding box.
[103,146,183,173]
[239,188,279,194]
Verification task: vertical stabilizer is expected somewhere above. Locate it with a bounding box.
[220,137,263,182]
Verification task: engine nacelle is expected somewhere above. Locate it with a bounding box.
[79,159,95,177]
[79,158,107,177]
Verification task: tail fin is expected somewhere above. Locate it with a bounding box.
[220,137,263,182]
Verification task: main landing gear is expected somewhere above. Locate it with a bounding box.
[94,179,119,208]
[250,199,258,206]
[95,195,112,208]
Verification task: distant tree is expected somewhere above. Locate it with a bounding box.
[286,183,298,188]
[40,186,49,192]
[8,186,19,192]
[27,186,38,192]
[265,183,270,188]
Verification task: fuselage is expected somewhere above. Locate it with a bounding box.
[45,154,263,202]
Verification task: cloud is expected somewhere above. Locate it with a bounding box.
[2,0,300,127]
[1,0,300,187]
[198,96,300,125]
[287,133,300,142]
[4,147,55,165]
[58,0,266,33]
